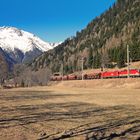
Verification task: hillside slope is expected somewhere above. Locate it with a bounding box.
[30,0,140,73]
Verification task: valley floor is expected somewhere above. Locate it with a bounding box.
[0,82,140,140]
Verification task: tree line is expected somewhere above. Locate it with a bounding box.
[0,64,52,88]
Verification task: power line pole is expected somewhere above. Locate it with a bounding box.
[81,57,84,81]
[127,45,130,78]
[61,62,64,81]
[62,63,64,81]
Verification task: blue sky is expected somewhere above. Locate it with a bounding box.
[0,0,116,43]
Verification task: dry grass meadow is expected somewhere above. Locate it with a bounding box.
[0,79,140,140]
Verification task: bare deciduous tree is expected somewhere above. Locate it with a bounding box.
[13,66,52,87]
[0,56,8,86]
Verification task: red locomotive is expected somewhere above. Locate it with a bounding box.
[101,71,119,79]
[51,69,140,81]
[119,69,140,78]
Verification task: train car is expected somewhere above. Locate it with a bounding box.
[101,71,119,79]
[63,75,69,80]
[118,69,128,78]
[77,74,82,80]
[56,76,63,81]
[129,69,140,77]
[84,72,101,79]
[119,69,140,78]
[67,74,77,80]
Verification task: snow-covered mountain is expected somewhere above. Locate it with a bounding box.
[0,26,60,64]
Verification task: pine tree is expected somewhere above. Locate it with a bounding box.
[117,47,126,68]
[88,47,93,68]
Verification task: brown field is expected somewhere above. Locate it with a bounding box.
[0,80,140,140]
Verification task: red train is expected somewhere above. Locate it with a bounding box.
[51,69,140,81]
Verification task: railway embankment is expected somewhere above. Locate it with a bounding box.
[49,78,140,89]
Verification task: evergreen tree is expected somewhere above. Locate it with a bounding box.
[117,47,126,68]
[88,47,93,68]
[93,51,101,68]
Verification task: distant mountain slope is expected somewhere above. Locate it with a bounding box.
[30,0,140,73]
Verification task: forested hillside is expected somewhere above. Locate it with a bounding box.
[30,0,140,74]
